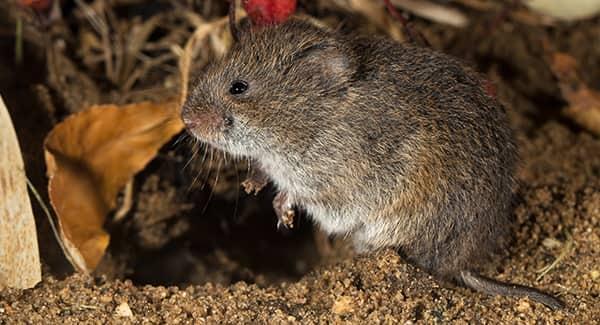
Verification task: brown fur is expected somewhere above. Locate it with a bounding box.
[182,18,563,309]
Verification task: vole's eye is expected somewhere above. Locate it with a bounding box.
[224,115,234,127]
[229,80,248,95]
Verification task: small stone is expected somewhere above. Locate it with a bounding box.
[114,302,133,318]
[332,296,354,315]
[99,295,113,304]
[542,237,562,249]
[516,300,531,312]
[590,270,599,280]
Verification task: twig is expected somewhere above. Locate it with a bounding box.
[177,17,228,109]
[15,17,23,65]
[229,0,240,42]
[113,179,134,222]
[34,84,57,124]
[73,0,108,34]
[120,14,164,86]
[121,52,177,92]
[390,0,469,28]
[73,0,115,82]
[453,0,500,11]
[454,0,555,26]
[383,0,429,47]
[25,177,78,270]
[536,233,574,281]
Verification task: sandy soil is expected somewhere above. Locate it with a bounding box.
[0,1,598,324]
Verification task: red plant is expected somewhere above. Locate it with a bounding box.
[243,0,297,26]
[19,0,52,11]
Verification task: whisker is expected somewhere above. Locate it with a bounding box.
[199,147,215,191]
[183,140,202,171]
[201,150,223,216]
[188,167,204,194]
[173,132,189,147]
[187,142,207,193]
[232,155,242,222]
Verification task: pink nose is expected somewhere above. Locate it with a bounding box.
[182,111,225,136]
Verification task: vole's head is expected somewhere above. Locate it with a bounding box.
[182,19,354,158]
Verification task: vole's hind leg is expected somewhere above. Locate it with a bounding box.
[273,191,295,230]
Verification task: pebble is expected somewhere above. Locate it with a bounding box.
[332,296,354,315]
[115,302,133,318]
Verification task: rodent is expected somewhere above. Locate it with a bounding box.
[181,18,564,310]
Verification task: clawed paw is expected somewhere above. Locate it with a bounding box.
[273,192,295,230]
[277,208,295,230]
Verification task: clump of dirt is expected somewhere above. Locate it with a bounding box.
[0,1,599,323]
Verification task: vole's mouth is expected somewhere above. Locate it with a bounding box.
[184,125,224,150]
[182,110,233,144]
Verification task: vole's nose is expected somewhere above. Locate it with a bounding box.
[181,106,233,140]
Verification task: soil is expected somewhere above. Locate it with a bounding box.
[0,1,599,324]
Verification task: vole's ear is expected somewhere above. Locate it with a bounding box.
[230,17,253,43]
[291,42,350,78]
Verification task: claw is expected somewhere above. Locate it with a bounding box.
[280,209,295,229]
[242,167,269,195]
[273,191,295,229]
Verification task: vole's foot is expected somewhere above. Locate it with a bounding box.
[273,191,295,230]
[241,168,269,195]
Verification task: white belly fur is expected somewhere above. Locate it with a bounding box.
[304,201,363,236]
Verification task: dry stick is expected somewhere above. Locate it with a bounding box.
[122,52,177,92]
[453,0,500,11]
[15,17,22,65]
[536,233,574,282]
[113,179,134,222]
[106,8,125,86]
[456,0,553,27]
[74,0,114,82]
[229,0,240,43]
[177,17,227,109]
[34,84,57,124]
[391,0,469,27]
[121,14,164,87]
[383,0,430,47]
[25,177,79,270]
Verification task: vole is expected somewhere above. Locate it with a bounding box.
[181,18,564,310]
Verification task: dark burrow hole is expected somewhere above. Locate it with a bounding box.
[101,140,330,287]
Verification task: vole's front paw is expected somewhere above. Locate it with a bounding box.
[273,191,295,229]
[241,168,269,195]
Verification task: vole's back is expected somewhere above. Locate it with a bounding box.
[341,37,518,279]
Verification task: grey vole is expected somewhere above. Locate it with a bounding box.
[182,19,564,310]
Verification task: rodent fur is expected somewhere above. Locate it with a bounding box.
[182,18,563,310]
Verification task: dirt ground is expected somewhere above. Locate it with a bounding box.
[1,1,599,324]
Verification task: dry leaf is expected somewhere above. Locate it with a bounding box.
[345,0,405,41]
[0,94,41,289]
[524,0,600,21]
[549,52,600,136]
[44,101,184,272]
[390,0,468,27]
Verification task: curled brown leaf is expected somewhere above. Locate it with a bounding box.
[44,101,184,272]
[549,52,600,136]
